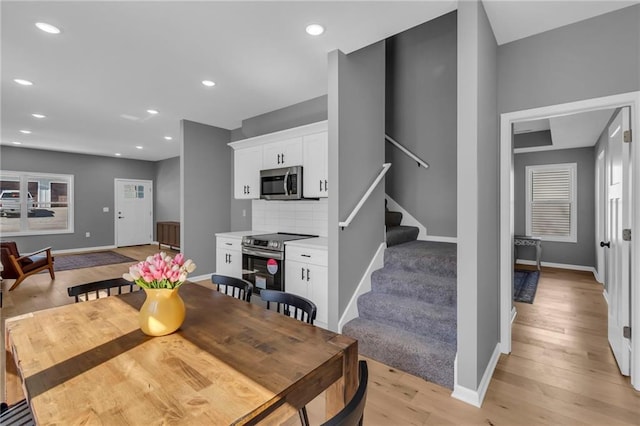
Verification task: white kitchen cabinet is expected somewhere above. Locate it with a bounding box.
[284,244,328,328]
[216,236,243,278]
[262,137,303,170]
[302,131,328,198]
[234,146,262,199]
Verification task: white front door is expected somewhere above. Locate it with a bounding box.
[605,109,631,376]
[115,179,153,247]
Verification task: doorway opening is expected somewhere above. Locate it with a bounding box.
[499,91,640,391]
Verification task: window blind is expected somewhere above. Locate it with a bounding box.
[530,168,572,237]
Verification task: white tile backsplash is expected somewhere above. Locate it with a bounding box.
[252,199,328,236]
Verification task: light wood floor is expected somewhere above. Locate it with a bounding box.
[2,246,639,424]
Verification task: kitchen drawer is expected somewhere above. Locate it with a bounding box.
[285,245,327,266]
[216,237,242,251]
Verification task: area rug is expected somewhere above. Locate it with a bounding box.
[54,251,138,272]
[513,269,540,304]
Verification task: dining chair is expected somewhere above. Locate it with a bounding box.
[260,289,317,426]
[0,399,35,425]
[211,274,253,302]
[67,278,140,303]
[259,289,317,324]
[321,360,369,426]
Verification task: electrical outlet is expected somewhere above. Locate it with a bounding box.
[85,232,91,238]
[103,207,109,212]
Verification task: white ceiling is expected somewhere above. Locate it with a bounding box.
[513,109,616,153]
[2,1,637,162]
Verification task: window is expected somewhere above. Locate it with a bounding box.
[525,163,577,242]
[0,171,74,236]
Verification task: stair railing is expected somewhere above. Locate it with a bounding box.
[339,163,392,229]
[385,134,429,168]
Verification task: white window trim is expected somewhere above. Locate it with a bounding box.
[1,170,74,237]
[525,162,577,243]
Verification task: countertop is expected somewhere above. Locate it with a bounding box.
[215,230,265,238]
[285,237,328,250]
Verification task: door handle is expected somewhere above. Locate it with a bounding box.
[600,241,611,248]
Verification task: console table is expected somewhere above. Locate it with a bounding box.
[156,221,180,250]
[514,235,542,270]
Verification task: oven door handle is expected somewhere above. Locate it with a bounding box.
[242,247,284,260]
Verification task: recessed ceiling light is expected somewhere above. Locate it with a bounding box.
[305,24,324,36]
[202,80,215,87]
[115,153,121,156]
[12,141,22,145]
[32,113,46,119]
[147,109,159,115]
[20,130,32,134]
[14,79,33,86]
[35,22,61,34]
[136,145,143,150]
[164,136,173,141]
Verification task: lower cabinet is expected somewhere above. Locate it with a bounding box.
[216,236,242,279]
[285,245,328,329]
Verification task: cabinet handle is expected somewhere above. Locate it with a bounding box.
[277,154,281,164]
[281,153,285,163]
[320,180,322,191]
[225,242,232,246]
[307,268,310,282]
[324,180,328,191]
[246,185,250,194]
[301,267,306,280]
[301,254,311,258]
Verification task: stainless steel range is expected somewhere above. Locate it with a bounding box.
[242,232,317,293]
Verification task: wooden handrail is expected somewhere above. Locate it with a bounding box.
[339,163,392,229]
[385,134,429,168]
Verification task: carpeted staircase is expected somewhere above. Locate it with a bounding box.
[385,203,419,247]
[342,239,457,389]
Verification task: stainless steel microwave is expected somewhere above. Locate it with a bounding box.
[260,166,302,200]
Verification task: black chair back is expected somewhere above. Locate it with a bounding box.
[259,289,317,324]
[211,274,253,302]
[321,360,369,426]
[67,278,140,303]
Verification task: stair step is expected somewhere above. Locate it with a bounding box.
[357,292,456,344]
[371,268,456,306]
[342,317,456,389]
[384,240,456,277]
[386,226,419,247]
[385,210,403,227]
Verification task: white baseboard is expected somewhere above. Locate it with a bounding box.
[52,245,117,255]
[338,242,386,333]
[421,235,458,243]
[603,289,609,306]
[452,343,501,407]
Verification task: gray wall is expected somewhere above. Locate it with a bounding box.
[498,4,640,114]
[155,156,180,223]
[229,95,328,232]
[0,146,155,252]
[328,42,386,329]
[457,0,499,391]
[181,120,231,276]
[514,147,596,268]
[385,11,457,238]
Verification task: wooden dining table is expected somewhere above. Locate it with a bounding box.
[4,283,358,425]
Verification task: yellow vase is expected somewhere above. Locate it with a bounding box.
[139,287,186,336]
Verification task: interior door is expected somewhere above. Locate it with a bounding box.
[596,150,606,283]
[115,179,153,247]
[605,109,631,376]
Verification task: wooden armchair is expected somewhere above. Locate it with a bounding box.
[0,241,55,291]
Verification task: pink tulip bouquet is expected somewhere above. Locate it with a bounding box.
[123,252,197,289]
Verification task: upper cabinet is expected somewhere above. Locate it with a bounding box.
[262,137,303,170]
[233,146,262,199]
[302,132,328,198]
[228,121,328,200]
